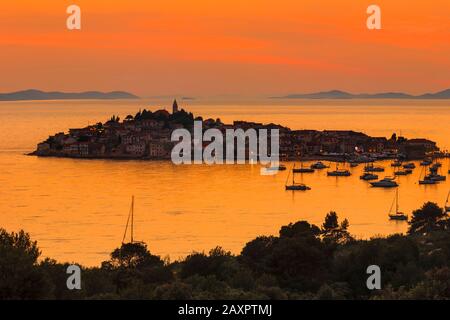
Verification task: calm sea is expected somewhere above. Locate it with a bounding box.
[0,99,449,266]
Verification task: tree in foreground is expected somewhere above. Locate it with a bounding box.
[408,202,448,234]
[105,242,164,269]
[0,229,51,299]
[321,211,353,244]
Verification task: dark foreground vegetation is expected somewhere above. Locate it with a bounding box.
[1,202,450,300]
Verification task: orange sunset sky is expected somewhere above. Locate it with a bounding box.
[0,0,449,97]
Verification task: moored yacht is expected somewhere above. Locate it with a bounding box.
[394,169,412,176]
[370,177,399,188]
[360,173,378,181]
[420,159,432,166]
[403,163,416,169]
[285,184,311,191]
[327,163,351,177]
[327,169,351,177]
[432,162,442,168]
[364,163,385,172]
[419,178,437,185]
[391,160,402,167]
[425,173,446,182]
[310,161,328,169]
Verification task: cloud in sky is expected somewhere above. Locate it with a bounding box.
[0,0,449,96]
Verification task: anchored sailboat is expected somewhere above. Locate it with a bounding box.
[121,196,143,245]
[391,160,402,167]
[364,163,385,172]
[310,161,328,169]
[394,165,412,176]
[293,154,315,173]
[286,164,311,191]
[388,189,408,221]
[327,162,351,177]
[419,165,437,185]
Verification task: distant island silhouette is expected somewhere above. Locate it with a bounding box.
[271,88,450,99]
[0,89,139,101]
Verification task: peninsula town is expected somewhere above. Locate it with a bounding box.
[32,100,440,161]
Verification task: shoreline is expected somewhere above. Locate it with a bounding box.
[27,151,449,162]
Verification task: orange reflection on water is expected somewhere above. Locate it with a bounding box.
[0,100,449,266]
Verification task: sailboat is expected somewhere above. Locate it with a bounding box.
[445,191,450,213]
[425,161,446,182]
[419,165,437,185]
[310,161,328,169]
[286,164,311,191]
[391,160,402,167]
[403,162,416,169]
[293,154,314,173]
[327,162,351,177]
[360,172,378,180]
[364,162,385,172]
[388,189,408,221]
[121,196,143,245]
[394,165,412,176]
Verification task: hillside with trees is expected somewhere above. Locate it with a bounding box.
[1,202,450,300]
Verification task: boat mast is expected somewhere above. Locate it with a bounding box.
[285,167,291,186]
[131,195,134,243]
[121,195,135,244]
[292,164,295,185]
[396,189,399,214]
